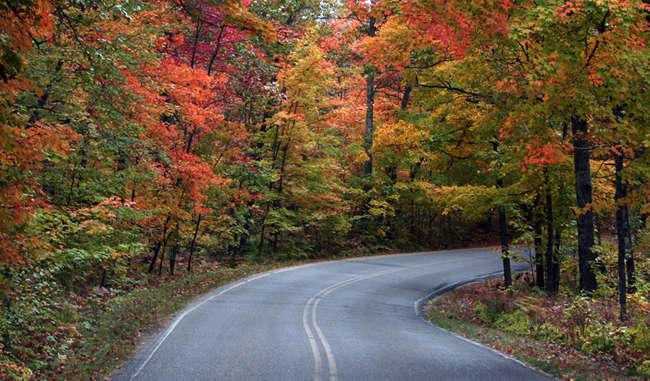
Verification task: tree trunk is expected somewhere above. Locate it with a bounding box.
[533,199,545,289]
[544,174,559,294]
[187,214,202,272]
[614,152,629,320]
[571,116,598,292]
[148,215,171,273]
[168,223,179,276]
[158,238,166,276]
[551,231,561,293]
[148,240,161,274]
[498,206,512,288]
[363,17,377,176]
[400,83,412,110]
[627,246,636,293]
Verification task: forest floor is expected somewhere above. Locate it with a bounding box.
[426,276,649,381]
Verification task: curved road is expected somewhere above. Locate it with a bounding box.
[114,247,553,381]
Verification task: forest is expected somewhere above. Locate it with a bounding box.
[0,0,648,379]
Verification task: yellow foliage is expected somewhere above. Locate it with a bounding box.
[373,120,426,156]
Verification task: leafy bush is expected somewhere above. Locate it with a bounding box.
[532,322,565,343]
[494,310,531,335]
[579,322,628,353]
[629,320,650,353]
[474,299,508,325]
[474,301,491,324]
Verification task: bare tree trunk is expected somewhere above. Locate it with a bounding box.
[363,17,377,176]
[544,173,559,294]
[498,205,512,288]
[533,197,545,289]
[571,116,598,292]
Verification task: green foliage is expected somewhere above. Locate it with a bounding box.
[637,360,650,378]
[629,320,650,354]
[579,321,628,353]
[532,322,565,343]
[494,310,531,335]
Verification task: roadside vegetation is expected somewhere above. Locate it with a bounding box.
[428,255,650,380]
[1,0,647,379]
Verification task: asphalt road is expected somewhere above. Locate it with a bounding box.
[114,247,553,381]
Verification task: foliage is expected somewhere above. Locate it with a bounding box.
[0,0,647,378]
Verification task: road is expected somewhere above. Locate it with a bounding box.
[114,247,553,381]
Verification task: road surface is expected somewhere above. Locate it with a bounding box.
[114,247,553,381]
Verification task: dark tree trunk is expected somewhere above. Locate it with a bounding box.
[168,223,179,276]
[157,223,173,276]
[493,141,511,287]
[627,247,636,293]
[148,215,171,273]
[187,214,202,272]
[571,116,598,292]
[148,241,161,274]
[363,17,377,176]
[544,174,559,294]
[498,206,512,288]
[158,237,167,276]
[533,200,545,289]
[614,152,629,320]
[551,227,561,291]
[400,83,412,109]
[169,245,176,275]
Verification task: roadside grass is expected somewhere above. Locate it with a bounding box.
[426,279,649,381]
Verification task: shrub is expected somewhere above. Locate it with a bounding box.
[494,310,531,335]
[629,320,650,353]
[579,321,628,353]
[475,302,490,324]
[533,322,565,343]
[474,299,508,325]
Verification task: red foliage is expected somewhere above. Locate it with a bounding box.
[521,141,569,172]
